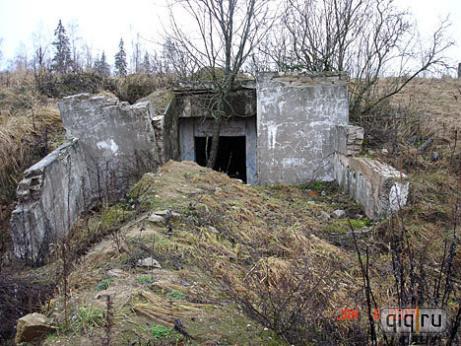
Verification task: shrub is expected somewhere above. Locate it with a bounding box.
[36,71,103,98]
[110,73,174,104]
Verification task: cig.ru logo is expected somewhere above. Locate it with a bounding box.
[380,308,446,334]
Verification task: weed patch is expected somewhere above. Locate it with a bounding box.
[95,278,113,292]
[151,323,176,340]
[74,306,104,334]
[137,275,154,285]
[166,289,186,300]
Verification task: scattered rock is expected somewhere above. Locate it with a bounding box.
[137,257,162,268]
[153,209,181,217]
[15,313,55,344]
[431,152,440,162]
[332,209,346,218]
[319,211,331,222]
[208,226,219,234]
[107,268,126,277]
[95,289,116,299]
[147,213,165,223]
[382,148,389,154]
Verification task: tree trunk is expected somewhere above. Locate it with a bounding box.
[206,116,222,168]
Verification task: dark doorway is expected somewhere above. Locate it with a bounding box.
[195,136,247,182]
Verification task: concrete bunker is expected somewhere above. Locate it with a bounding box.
[164,72,409,219]
[10,72,410,266]
[165,73,351,185]
[164,80,257,184]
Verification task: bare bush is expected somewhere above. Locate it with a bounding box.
[261,0,453,118]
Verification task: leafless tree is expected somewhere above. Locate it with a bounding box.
[162,36,198,78]
[131,33,142,74]
[167,0,275,167]
[82,43,94,71]
[31,27,51,72]
[264,0,453,118]
[13,43,29,72]
[68,20,83,70]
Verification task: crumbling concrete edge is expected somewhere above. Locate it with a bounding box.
[333,153,409,220]
[10,138,91,265]
[11,93,161,266]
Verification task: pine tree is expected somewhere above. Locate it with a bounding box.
[51,20,74,74]
[114,38,127,77]
[142,52,151,74]
[94,51,111,77]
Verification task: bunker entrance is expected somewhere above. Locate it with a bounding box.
[194,136,247,182]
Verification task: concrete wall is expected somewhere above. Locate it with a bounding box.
[179,117,257,184]
[333,154,409,219]
[10,139,91,265]
[11,94,159,265]
[59,94,159,202]
[256,72,349,184]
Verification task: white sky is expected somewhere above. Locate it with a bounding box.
[0,0,460,68]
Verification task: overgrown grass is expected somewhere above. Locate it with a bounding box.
[136,275,154,285]
[95,278,113,292]
[166,289,186,301]
[324,218,371,234]
[74,306,104,334]
[150,323,176,340]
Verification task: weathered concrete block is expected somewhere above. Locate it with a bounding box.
[11,139,91,264]
[11,94,159,265]
[332,125,364,156]
[59,93,159,202]
[333,154,409,219]
[152,115,165,164]
[256,72,349,184]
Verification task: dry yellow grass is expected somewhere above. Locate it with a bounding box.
[391,77,461,135]
[0,80,63,204]
[0,105,62,199]
[39,161,364,344]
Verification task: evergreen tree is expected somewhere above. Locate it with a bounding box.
[94,51,111,77]
[114,38,127,77]
[51,20,74,74]
[142,52,151,74]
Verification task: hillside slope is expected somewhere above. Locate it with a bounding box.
[35,161,366,345]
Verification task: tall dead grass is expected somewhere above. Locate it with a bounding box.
[391,77,461,135]
[0,105,61,202]
[0,76,63,261]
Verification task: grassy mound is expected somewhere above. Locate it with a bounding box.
[36,161,368,345]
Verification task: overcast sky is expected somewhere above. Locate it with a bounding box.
[0,0,460,69]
